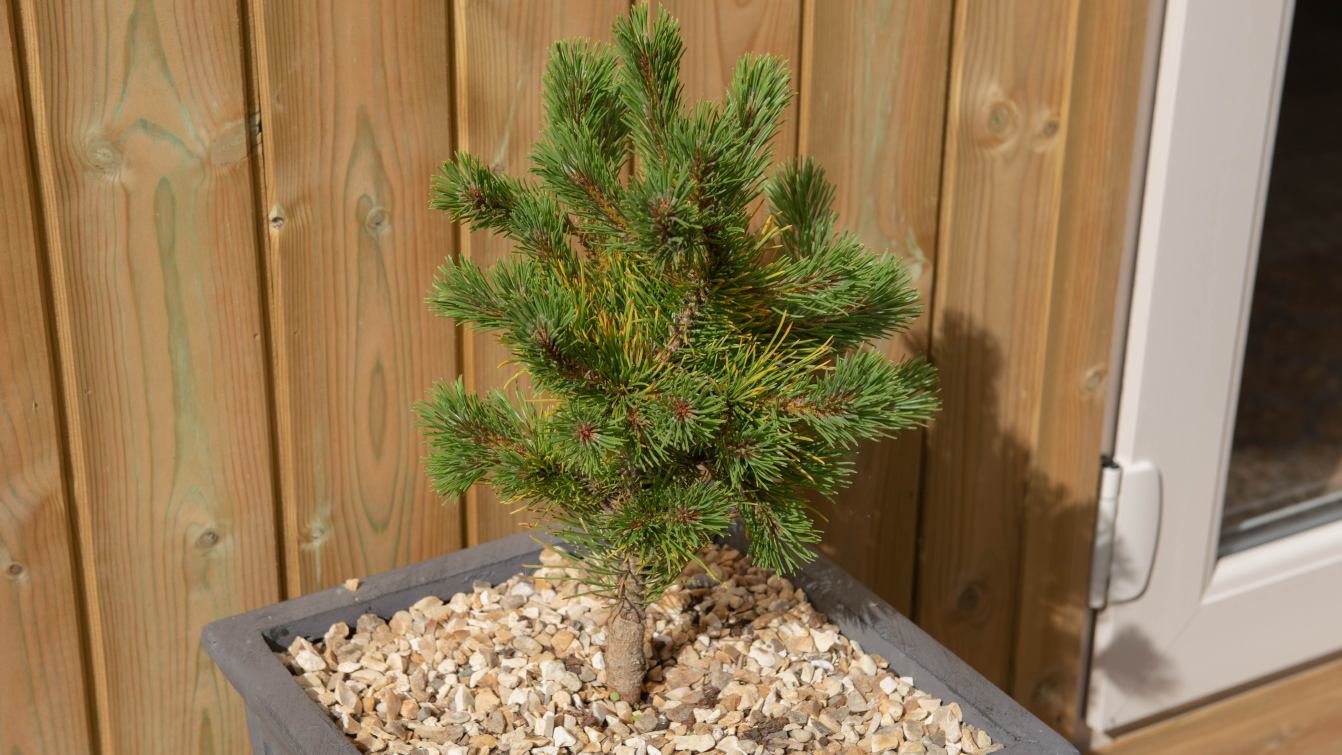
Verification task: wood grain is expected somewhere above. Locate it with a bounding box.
[1094,654,1342,755]
[457,0,630,546]
[805,0,953,618]
[915,0,1080,688]
[0,2,96,752]
[1013,0,1151,736]
[16,1,282,753]
[0,3,1174,750]
[250,1,465,595]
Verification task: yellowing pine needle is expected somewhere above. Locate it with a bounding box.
[501,368,531,391]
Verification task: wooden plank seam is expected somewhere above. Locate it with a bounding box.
[244,0,303,601]
[239,0,294,604]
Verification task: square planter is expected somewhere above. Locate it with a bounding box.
[202,530,1077,755]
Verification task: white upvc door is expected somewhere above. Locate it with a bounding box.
[1086,0,1342,738]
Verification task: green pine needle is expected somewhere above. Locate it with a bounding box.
[418,3,938,605]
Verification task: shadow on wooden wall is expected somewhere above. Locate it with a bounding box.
[0,1,1152,753]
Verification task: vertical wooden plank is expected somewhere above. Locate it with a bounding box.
[458,1,630,546]
[915,0,1080,688]
[659,0,802,168]
[251,1,464,595]
[806,0,954,618]
[17,1,282,753]
[1012,0,1151,735]
[0,2,97,752]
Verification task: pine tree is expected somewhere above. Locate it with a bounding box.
[418,5,937,703]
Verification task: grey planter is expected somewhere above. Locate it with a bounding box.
[202,530,1077,755]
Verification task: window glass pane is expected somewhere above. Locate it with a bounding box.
[1220,0,1342,556]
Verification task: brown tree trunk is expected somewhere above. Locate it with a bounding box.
[606,561,647,703]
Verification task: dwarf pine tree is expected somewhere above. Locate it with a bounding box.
[417,5,937,702]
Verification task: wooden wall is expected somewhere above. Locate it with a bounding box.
[0,1,1149,753]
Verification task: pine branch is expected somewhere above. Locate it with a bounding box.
[420,4,939,605]
[430,153,523,233]
[613,6,685,164]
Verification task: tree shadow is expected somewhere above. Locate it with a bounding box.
[813,310,1178,737]
[1093,623,1179,701]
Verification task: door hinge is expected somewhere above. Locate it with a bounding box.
[1088,459,1163,609]
[1088,461,1123,609]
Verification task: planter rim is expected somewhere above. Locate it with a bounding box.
[202,530,1077,755]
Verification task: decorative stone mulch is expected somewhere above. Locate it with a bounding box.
[278,544,1004,755]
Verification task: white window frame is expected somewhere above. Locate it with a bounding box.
[1086,0,1342,738]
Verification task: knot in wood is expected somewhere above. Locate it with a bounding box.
[366,207,390,231]
[979,99,1021,148]
[6,562,23,577]
[955,582,985,615]
[197,528,221,550]
[1084,367,1105,392]
[210,120,250,165]
[84,138,122,172]
[988,105,1011,134]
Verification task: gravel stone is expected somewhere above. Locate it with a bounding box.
[276,544,999,755]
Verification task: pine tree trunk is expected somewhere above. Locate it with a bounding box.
[606,561,647,703]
